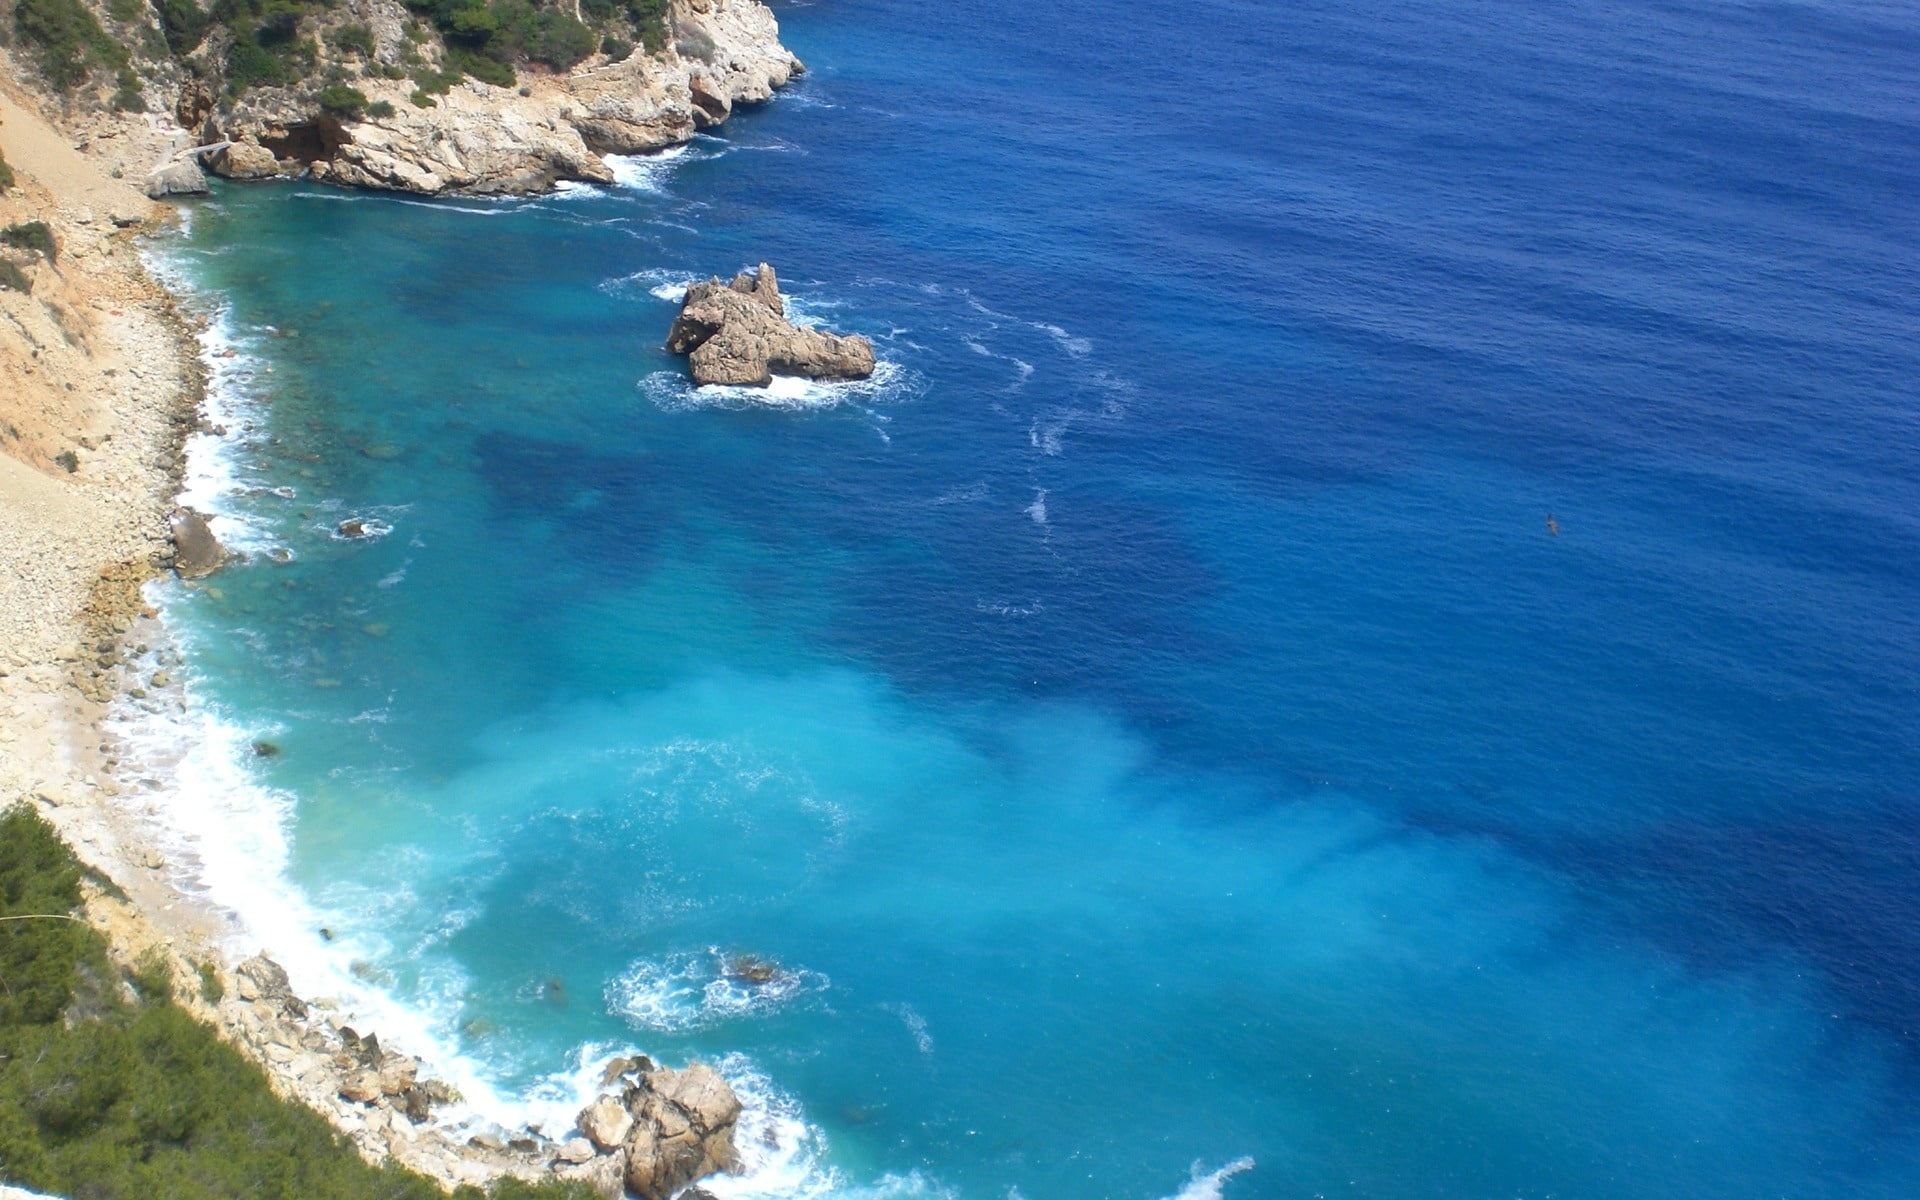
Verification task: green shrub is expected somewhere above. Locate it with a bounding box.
[111,67,147,111]
[0,152,14,193]
[2,221,58,260]
[157,0,213,54]
[0,260,32,294]
[327,20,375,56]
[526,10,594,68]
[130,946,174,1001]
[408,87,435,107]
[366,98,396,117]
[599,34,631,63]
[106,0,143,21]
[316,81,368,114]
[196,960,224,1003]
[445,45,513,86]
[0,806,594,1200]
[53,448,79,471]
[12,0,130,90]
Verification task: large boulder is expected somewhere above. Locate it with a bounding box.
[665,263,875,388]
[207,140,282,180]
[169,508,225,577]
[146,159,209,199]
[233,954,306,1017]
[578,1093,634,1152]
[562,1061,743,1200]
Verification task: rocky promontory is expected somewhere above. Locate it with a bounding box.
[666,263,877,386]
[180,0,803,197]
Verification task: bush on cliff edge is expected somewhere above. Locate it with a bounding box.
[9,0,130,91]
[0,804,591,1200]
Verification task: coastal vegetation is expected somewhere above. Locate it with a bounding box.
[4,0,674,101]
[0,804,592,1200]
[2,220,59,261]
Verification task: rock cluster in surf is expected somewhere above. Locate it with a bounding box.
[569,1057,745,1199]
[665,263,877,387]
[221,953,745,1197]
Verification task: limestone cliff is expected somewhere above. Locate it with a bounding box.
[205,0,803,195]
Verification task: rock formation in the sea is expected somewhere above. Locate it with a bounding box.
[168,508,225,577]
[186,0,804,197]
[666,263,877,387]
[565,1061,744,1200]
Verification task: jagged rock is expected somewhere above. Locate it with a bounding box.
[579,1093,634,1152]
[601,1053,655,1085]
[646,1062,743,1135]
[169,508,224,577]
[146,159,209,199]
[618,1063,743,1200]
[688,74,732,129]
[234,955,308,1017]
[176,77,215,130]
[208,140,282,180]
[377,1054,418,1096]
[665,264,875,387]
[401,1084,433,1123]
[340,1025,382,1066]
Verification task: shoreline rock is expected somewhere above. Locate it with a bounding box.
[667,263,877,387]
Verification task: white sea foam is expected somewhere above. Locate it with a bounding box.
[598,265,703,302]
[605,144,691,193]
[606,948,830,1034]
[101,665,526,1129]
[640,359,917,413]
[881,1003,935,1054]
[1158,1158,1255,1200]
[1026,488,1049,526]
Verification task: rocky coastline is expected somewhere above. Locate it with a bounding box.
[2,16,774,1196]
[147,0,803,198]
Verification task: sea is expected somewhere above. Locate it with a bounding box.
[124,0,1920,1197]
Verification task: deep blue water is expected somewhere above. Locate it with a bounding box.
[146,0,1920,1196]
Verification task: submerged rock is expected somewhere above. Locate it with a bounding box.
[665,263,876,388]
[724,953,783,985]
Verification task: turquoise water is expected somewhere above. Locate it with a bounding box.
[138,0,1920,1196]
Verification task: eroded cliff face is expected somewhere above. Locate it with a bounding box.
[199,0,802,196]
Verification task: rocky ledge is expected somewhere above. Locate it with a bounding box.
[155,0,802,198]
[226,954,745,1198]
[666,263,876,386]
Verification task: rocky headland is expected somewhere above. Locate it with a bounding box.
[667,262,876,386]
[148,0,804,197]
